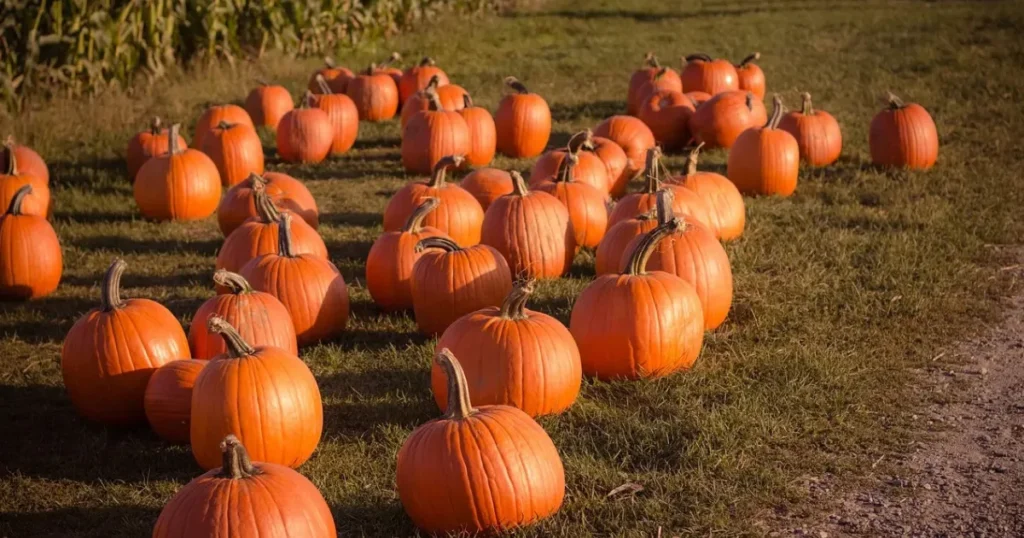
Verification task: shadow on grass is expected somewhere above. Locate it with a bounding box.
[53,211,138,225]
[49,158,128,190]
[0,296,102,342]
[321,212,382,229]
[324,397,432,437]
[73,236,221,257]
[0,504,161,537]
[331,498,413,536]
[550,100,623,122]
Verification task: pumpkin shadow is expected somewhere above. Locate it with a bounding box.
[72,236,222,257]
[549,100,623,122]
[52,210,138,225]
[49,158,129,190]
[352,136,400,150]
[321,212,382,229]
[330,498,414,536]
[0,295,103,343]
[0,504,162,537]
[323,397,433,437]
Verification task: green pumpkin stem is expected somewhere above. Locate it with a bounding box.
[641,147,664,193]
[685,53,713,63]
[499,280,535,320]
[252,182,281,223]
[643,51,659,69]
[218,435,261,479]
[315,74,332,95]
[885,92,906,109]
[101,258,128,311]
[403,197,440,233]
[207,316,256,358]
[766,94,785,129]
[5,184,31,215]
[436,348,476,419]
[510,170,530,196]
[624,218,681,276]
[213,270,253,295]
[737,52,760,68]
[415,235,462,253]
[684,143,705,176]
[277,213,296,258]
[504,76,530,95]
[427,155,463,187]
[801,92,814,116]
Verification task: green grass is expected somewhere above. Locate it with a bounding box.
[2,0,1024,536]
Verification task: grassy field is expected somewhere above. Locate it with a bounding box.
[2,0,1024,536]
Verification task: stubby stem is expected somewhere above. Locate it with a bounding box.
[436,348,475,419]
[403,197,440,233]
[252,182,281,223]
[767,94,785,129]
[684,143,705,176]
[385,52,402,67]
[510,170,529,196]
[218,435,261,479]
[324,57,336,68]
[5,184,31,215]
[654,67,669,81]
[643,51,660,68]
[415,235,462,253]
[149,117,163,135]
[641,147,663,193]
[737,52,761,68]
[215,120,234,131]
[655,188,675,224]
[886,92,906,109]
[277,213,296,258]
[213,270,253,295]
[504,76,529,94]
[685,53,713,63]
[801,92,814,115]
[315,74,332,95]
[427,155,463,187]
[499,280,535,320]
[101,258,128,311]
[168,124,182,155]
[208,316,256,358]
[418,56,435,67]
[624,219,682,276]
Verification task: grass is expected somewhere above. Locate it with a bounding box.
[2,0,1024,536]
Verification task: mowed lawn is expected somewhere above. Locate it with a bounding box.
[2,0,1024,536]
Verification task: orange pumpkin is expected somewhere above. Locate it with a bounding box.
[190,317,323,470]
[383,155,483,247]
[869,92,938,170]
[308,76,360,155]
[686,91,713,107]
[399,57,450,105]
[346,60,400,121]
[459,168,513,210]
[0,137,48,184]
[436,84,469,112]
[728,95,799,196]
[0,142,50,218]
[144,359,207,444]
[366,198,448,311]
[665,144,745,240]
[126,117,188,180]
[0,185,61,299]
[585,132,630,199]
[495,77,551,158]
[594,210,657,275]
[61,259,189,425]
[244,81,294,130]
[380,57,405,104]
[593,115,655,195]
[154,436,336,537]
[533,152,610,249]
[411,236,512,336]
[276,96,334,164]
[397,349,565,535]
[193,104,253,150]
[401,91,471,175]
[200,120,265,187]
[735,52,766,100]
[134,124,222,221]
[570,220,705,379]
[777,92,842,167]
[689,90,768,149]
[400,75,443,131]
[628,52,683,116]
[680,53,739,96]
[217,172,319,236]
[529,131,609,193]
[459,95,497,167]
[606,147,714,231]
[308,57,354,95]
[638,89,697,151]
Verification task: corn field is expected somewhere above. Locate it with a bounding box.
[0,0,494,107]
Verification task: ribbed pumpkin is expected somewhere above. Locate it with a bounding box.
[217,172,319,236]
[200,121,264,187]
[401,91,471,175]
[735,52,766,100]
[586,132,630,199]
[244,81,294,130]
[134,124,222,221]
[627,52,683,116]
[460,95,497,167]
[346,59,401,121]
[61,259,189,426]
[593,115,656,194]
[680,53,739,96]
[869,92,939,170]
[606,147,714,231]
[276,95,334,164]
[481,171,575,279]
[0,186,61,299]
[638,89,697,151]
[399,57,450,104]
[309,76,360,155]
[533,152,610,249]
[240,214,349,346]
[154,436,336,537]
[193,104,253,150]
[620,191,732,329]
[0,143,50,217]
[366,198,448,312]
[411,236,512,336]
[437,84,469,112]
[126,117,188,180]
[529,131,609,193]
[400,75,442,131]
[728,95,799,196]
[383,155,483,247]
[665,144,745,240]
[460,168,513,210]
[397,349,565,535]
[433,281,581,416]
[189,270,298,359]
[308,57,354,94]
[594,210,657,275]
[778,92,842,167]
[144,359,207,444]
[570,220,705,379]
[495,77,551,158]
[0,137,48,184]
[190,317,323,470]
[689,90,768,149]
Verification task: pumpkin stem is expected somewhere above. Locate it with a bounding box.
[252,181,281,223]
[463,93,473,109]
[277,213,296,258]
[737,52,760,68]
[148,117,163,135]
[643,51,659,68]
[580,128,596,151]
[499,280,535,320]
[167,124,182,155]
[653,67,670,81]
[4,184,31,215]
[427,155,463,186]
[425,89,443,112]
[385,51,402,66]
[425,75,440,93]
[745,93,755,113]
[800,92,814,115]
[213,270,253,295]
[403,197,440,233]
[218,435,261,479]
[685,53,713,63]
[655,188,675,225]
[504,76,530,94]
[418,56,435,67]
[436,348,476,419]
[555,151,579,184]
[324,57,336,68]
[247,172,267,189]
[510,170,530,196]
[300,91,314,109]
[215,120,234,131]
[315,74,332,95]
[415,235,462,253]
[767,94,785,129]
[623,218,681,276]
[641,147,664,193]
[684,143,705,176]
[100,258,128,311]
[885,91,906,109]
[566,130,589,154]
[208,315,256,358]
[1,141,15,175]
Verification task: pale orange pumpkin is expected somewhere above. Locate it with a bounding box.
[594,210,657,275]
[144,359,207,444]
[529,131,610,193]
[689,90,768,149]
[308,57,354,94]
[585,132,630,199]
[627,52,683,116]
[308,75,360,155]
[869,92,938,170]
[399,57,450,104]
[533,151,610,249]
[637,89,697,151]
[346,58,401,122]
[217,172,319,236]
[276,95,334,164]
[193,104,253,150]
[0,137,49,184]
[593,115,655,194]
[244,81,294,130]
[0,142,51,218]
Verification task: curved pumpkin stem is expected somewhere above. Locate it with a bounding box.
[566,130,589,154]
[5,184,31,215]
[218,435,261,479]
[427,155,464,187]
[148,117,163,135]
[737,52,761,68]
[555,151,579,184]
[213,270,253,295]
[416,235,462,253]
[641,147,664,194]
[167,124,182,155]
[252,182,281,223]
[403,197,440,233]
[208,315,256,358]
[684,143,705,176]
[580,128,596,151]
[246,172,267,189]
[315,74,333,95]
[425,75,441,94]
[643,51,659,69]
[504,76,530,95]
[685,53,713,63]
[766,94,785,129]
[885,91,906,110]
[436,348,475,419]
[623,218,681,276]
[655,188,675,225]
[499,280,535,320]
[510,170,530,196]
[425,90,443,112]
[800,92,814,116]
[101,258,128,311]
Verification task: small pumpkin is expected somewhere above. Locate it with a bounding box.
[869,92,938,170]
[0,137,48,184]
[193,104,253,150]
[680,53,739,96]
[190,318,323,470]
[346,58,401,121]
[606,147,714,231]
[366,198,448,311]
[495,77,551,158]
[735,52,766,100]
[459,168,513,210]
[309,75,360,155]
[200,120,265,187]
[411,236,512,336]
[144,359,207,444]
[665,143,745,240]
[638,89,697,151]
[244,81,294,130]
[628,52,683,116]
[689,90,768,149]
[533,152,610,249]
[585,132,630,199]
[594,209,657,275]
[0,142,50,217]
[383,155,483,247]
[401,91,471,175]
[459,95,497,167]
[308,57,354,95]
[397,349,565,535]
[399,57,451,105]
[126,117,188,180]
[61,259,189,426]
[0,185,61,299]
[529,130,609,193]
[727,95,799,196]
[593,115,656,194]
[217,172,319,236]
[154,435,336,537]
[276,94,334,164]
[134,124,222,221]
[778,92,842,167]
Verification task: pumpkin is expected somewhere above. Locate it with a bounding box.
[594,210,656,275]
[459,95,497,167]
[495,77,551,158]
[308,57,354,94]
[401,91,471,175]
[126,117,188,180]
[638,89,697,151]
[0,137,48,184]
[680,53,739,95]
[411,236,512,336]
[433,281,581,417]
[308,76,360,155]
[869,92,938,170]
[366,197,448,312]
[686,91,713,107]
[61,259,189,425]
[276,95,334,164]
[400,75,443,131]
[134,124,222,221]
[570,219,704,379]
[529,130,609,193]
[735,52,766,100]
[193,104,253,150]
[200,120,264,187]
[606,147,714,231]
[244,81,294,130]
[777,92,842,167]
[383,155,483,247]
[533,151,610,249]
[240,214,349,345]
[460,168,513,210]
[0,142,50,217]
[154,435,336,537]
[689,90,768,149]
[436,84,469,112]
[728,95,799,196]
[0,185,61,299]
[399,57,450,105]
[190,317,323,470]
[620,190,732,329]
[481,171,575,279]
[215,183,327,275]
[397,349,565,534]
[189,270,298,359]
[593,115,656,194]
[217,172,319,236]
[627,52,683,116]
[346,59,401,121]
[665,143,745,240]
[144,359,207,444]
[585,132,630,199]
[379,55,405,103]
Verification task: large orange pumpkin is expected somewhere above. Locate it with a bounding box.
[0,137,48,184]
[411,236,512,336]
[585,132,630,199]
[638,89,697,151]
[728,95,799,196]
[0,143,50,218]
[459,167,513,210]
[689,90,767,149]
[308,76,360,155]
[606,147,714,231]
[665,143,745,240]
[735,52,766,100]
[244,81,294,130]
[680,53,739,96]
[495,77,551,158]
[217,171,319,236]
[529,131,609,193]
[397,349,565,535]
[126,117,188,180]
[308,57,354,94]
[134,124,222,221]
[193,104,253,150]
[276,97,334,164]
[383,155,483,247]
[594,210,657,275]
[627,52,683,116]
[869,92,938,170]
[200,120,264,187]
[366,197,448,312]
[593,115,656,195]
[190,318,323,470]
[533,152,610,249]
[399,57,450,105]
[346,60,401,121]
[460,95,497,167]
[61,259,189,426]
[154,435,336,537]
[401,91,471,175]
[778,92,843,167]
[0,185,61,299]
[144,359,207,444]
